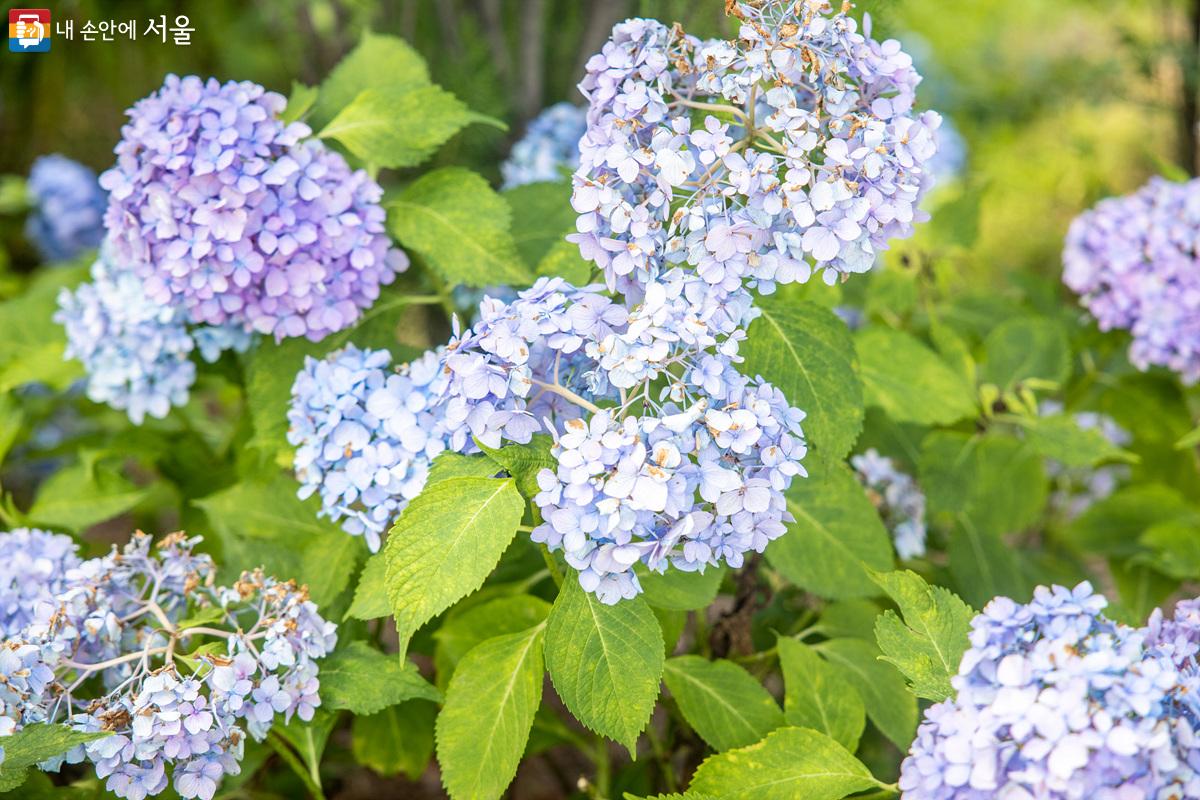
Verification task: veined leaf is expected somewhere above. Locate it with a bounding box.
[662,656,784,751]
[0,725,110,792]
[311,31,430,128]
[434,594,552,688]
[856,326,977,426]
[814,638,917,749]
[776,637,866,751]
[319,641,440,714]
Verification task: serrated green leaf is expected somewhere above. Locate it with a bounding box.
[662,656,784,752]
[544,577,664,752]
[283,81,319,124]
[320,85,501,169]
[636,563,725,610]
[319,641,440,714]
[434,594,552,688]
[385,477,525,650]
[814,638,917,749]
[740,297,863,466]
[436,624,545,800]
[0,725,110,792]
[766,465,893,598]
[347,553,389,620]
[352,700,437,779]
[869,570,974,701]
[776,637,866,751]
[195,473,361,606]
[687,727,879,800]
[505,181,578,268]
[27,458,149,532]
[980,316,1070,390]
[426,451,502,485]
[1017,414,1138,468]
[389,168,534,288]
[311,31,430,129]
[474,435,555,498]
[856,326,976,426]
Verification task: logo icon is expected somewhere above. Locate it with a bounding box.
[9,9,50,52]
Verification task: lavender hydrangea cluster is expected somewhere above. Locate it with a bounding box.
[0,528,80,636]
[500,102,587,189]
[1040,401,1131,520]
[1064,176,1200,384]
[851,449,926,559]
[899,583,1200,798]
[569,1,941,301]
[99,74,407,342]
[0,531,335,800]
[56,249,253,424]
[24,154,107,262]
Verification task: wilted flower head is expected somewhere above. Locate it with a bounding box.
[24,154,106,262]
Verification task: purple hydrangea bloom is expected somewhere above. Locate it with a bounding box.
[501,102,588,189]
[569,3,940,302]
[900,583,1200,799]
[24,154,107,262]
[1063,176,1200,384]
[851,449,927,560]
[100,74,408,343]
[0,528,80,637]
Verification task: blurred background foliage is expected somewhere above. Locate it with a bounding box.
[0,0,1196,283]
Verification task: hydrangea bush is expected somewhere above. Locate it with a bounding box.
[0,1,1198,799]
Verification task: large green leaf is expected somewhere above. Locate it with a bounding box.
[1017,414,1137,468]
[27,456,149,532]
[776,637,866,751]
[436,624,546,800]
[687,727,880,800]
[433,594,552,688]
[505,181,578,268]
[636,564,725,611]
[319,641,440,714]
[352,700,437,780]
[388,168,535,288]
[475,435,556,499]
[0,264,87,394]
[385,477,525,649]
[948,516,1028,609]
[0,725,110,792]
[1134,516,1200,580]
[310,31,430,128]
[870,570,974,701]
[855,326,976,426]
[740,298,863,466]
[1062,484,1196,556]
[814,638,917,749]
[662,656,784,752]
[544,577,664,752]
[195,473,361,606]
[320,85,500,169]
[980,316,1071,390]
[766,465,893,598]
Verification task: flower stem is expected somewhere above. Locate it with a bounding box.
[530,378,603,415]
[540,544,565,589]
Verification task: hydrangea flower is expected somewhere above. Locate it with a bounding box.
[501,102,587,189]
[851,449,926,559]
[569,1,941,301]
[0,528,80,637]
[1039,401,1131,520]
[100,74,408,342]
[56,250,253,424]
[24,154,107,262]
[1063,176,1200,384]
[1,531,335,800]
[900,583,1200,798]
[928,119,967,189]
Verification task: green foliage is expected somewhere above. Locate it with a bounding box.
[352,701,437,780]
[814,638,918,749]
[662,656,784,752]
[777,637,866,751]
[474,435,556,498]
[1018,413,1138,468]
[433,594,552,688]
[27,453,150,532]
[637,563,726,610]
[0,726,110,791]
[980,316,1071,391]
[318,641,441,714]
[855,326,977,426]
[309,31,430,129]
[544,577,664,752]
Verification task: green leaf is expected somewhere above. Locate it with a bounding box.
[980,316,1071,390]
[1110,558,1179,624]
[388,168,534,288]
[1017,414,1137,468]
[319,641,440,713]
[948,515,1027,609]
[1134,516,1200,580]
[740,297,863,466]
[636,563,725,611]
[27,457,149,532]
[814,638,917,749]
[819,599,884,641]
[0,264,88,394]
[1177,424,1200,450]
[320,85,501,169]
[544,577,664,752]
[537,238,594,286]
[434,594,552,688]
[436,624,546,800]
[855,326,976,426]
[385,477,525,649]
[776,637,866,751]
[505,181,578,268]
[0,725,110,792]
[352,701,437,779]
[283,81,319,124]
[766,465,893,598]
[347,553,389,620]
[1063,484,1196,556]
[869,570,974,702]
[195,473,361,606]
[662,656,784,752]
[687,727,879,800]
[272,709,337,796]
[474,435,556,499]
[311,31,430,129]
[427,451,502,485]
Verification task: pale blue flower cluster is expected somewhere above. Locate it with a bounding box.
[55,249,253,424]
[900,583,1200,799]
[0,528,80,637]
[500,102,587,189]
[1064,176,1200,384]
[24,154,106,262]
[569,2,941,300]
[851,449,927,560]
[0,531,336,800]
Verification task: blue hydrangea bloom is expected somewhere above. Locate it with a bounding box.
[0,528,80,637]
[501,102,587,189]
[24,154,106,262]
